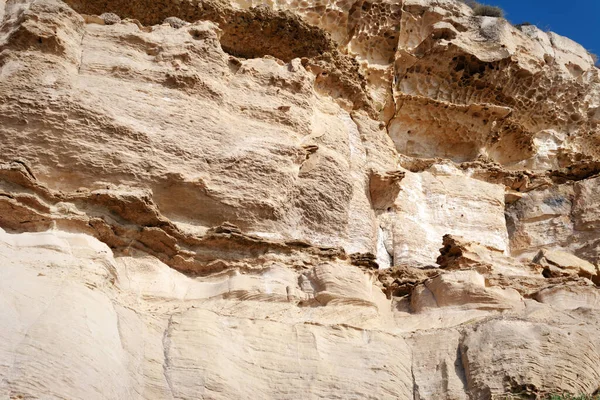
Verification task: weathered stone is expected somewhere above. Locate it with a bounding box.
[506,181,600,264]
[99,12,120,25]
[534,249,598,279]
[535,285,600,310]
[461,320,600,398]
[411,270,524,312]
[1,0,600,398]
[163,16,188,29]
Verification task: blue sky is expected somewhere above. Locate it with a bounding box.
[490,0,599,58]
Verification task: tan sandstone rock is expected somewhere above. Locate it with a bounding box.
[1,0,600,398]
[534,248,598,279]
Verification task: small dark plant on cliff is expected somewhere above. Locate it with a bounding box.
[459,1,505,18]
[472,4,504,17]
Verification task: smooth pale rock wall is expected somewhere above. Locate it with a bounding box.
[380,168,509,266]
[0,228,416,399]
[0,222,599,398]
[0,229,140,399]
[507,176,600,263]
[165,309,413,399]
[461,319,600,397]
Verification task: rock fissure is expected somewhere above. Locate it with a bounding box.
[162,314,176,399]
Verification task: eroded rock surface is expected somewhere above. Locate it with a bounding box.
[1,0,599,398]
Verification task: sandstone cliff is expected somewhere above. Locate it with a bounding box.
[0,0,599,398]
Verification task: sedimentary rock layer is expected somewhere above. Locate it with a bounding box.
[1,0,599,398]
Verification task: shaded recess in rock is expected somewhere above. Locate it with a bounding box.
[66,0,334,60]
[63,0,376,114]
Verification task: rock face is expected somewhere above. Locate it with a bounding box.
[0,0,599,398]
